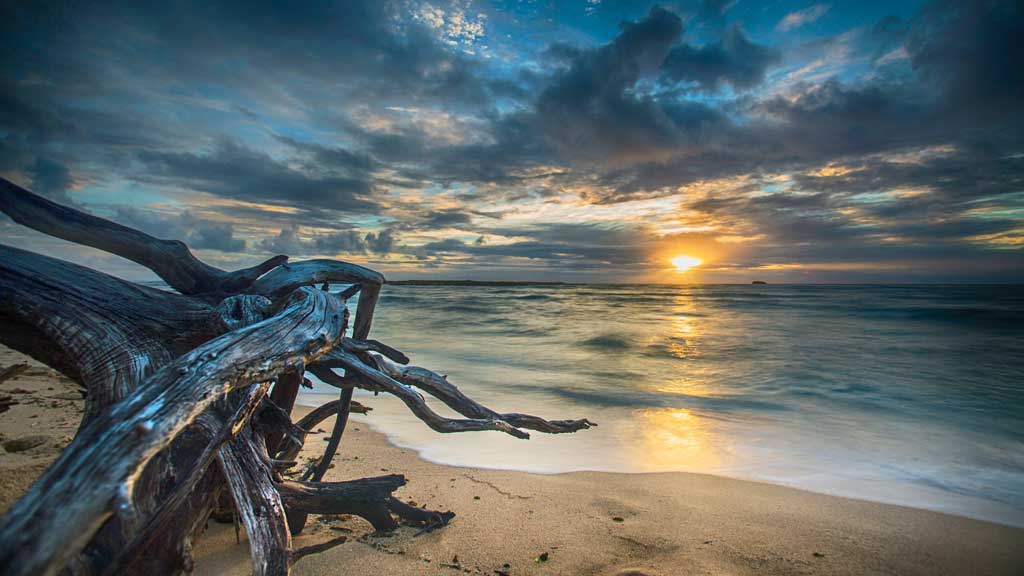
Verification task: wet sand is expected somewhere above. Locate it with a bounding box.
[1,346,1022,575]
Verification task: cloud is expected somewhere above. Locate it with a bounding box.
[662,25,781,91]
[134,139,378,213]
[275,136,376,177]
[1,0,1022,282]
[418,222,667,271]
[114,207,247,252]
[906,0,1024,111]
[687,0,738,30]
[776,4,831,33]
[421,209,475,229]
[365,228,396,254]
[258,224,396,257]
[27,157,73,203]
[186,220,247,252]
[533,7,684,164]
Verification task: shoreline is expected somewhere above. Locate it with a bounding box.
[194,403,1024,575]
[2,347,1022,575]
[296,391,1024,529]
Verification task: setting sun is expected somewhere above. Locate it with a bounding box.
[670,255,703,272]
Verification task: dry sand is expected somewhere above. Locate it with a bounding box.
[1,345,1022,575]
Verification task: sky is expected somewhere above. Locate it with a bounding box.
[1,0,1022,283]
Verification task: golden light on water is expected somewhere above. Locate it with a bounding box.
[670,255,703,272]
[632,408,721,471]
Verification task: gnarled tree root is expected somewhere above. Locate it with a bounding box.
[0,178,591,576]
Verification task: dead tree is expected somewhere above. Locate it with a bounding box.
[0,178,595,576]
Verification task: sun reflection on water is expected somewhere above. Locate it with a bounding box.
[632,408,722,471]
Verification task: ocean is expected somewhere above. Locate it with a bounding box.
[294,283,1024,527]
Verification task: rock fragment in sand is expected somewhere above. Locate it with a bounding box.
[51,392,83,400]
[0,393,17,413]
[3,434,50,453]
[0,363,30,384]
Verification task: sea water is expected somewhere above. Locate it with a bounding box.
[297,284,1024,527]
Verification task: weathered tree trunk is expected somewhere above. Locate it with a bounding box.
[0,178,594,575]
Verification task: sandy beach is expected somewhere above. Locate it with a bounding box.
[2,345,1022,576]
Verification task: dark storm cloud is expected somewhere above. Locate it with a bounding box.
[339,107,556,190]
[0,80,184,178]
[417,6,778,182]
[534,7,684,164]
[422,209,475,229]
[420,223,657,269]
[275,136,376,178]
[1,0,1021,281]
[383,206,505,235]
[422,238,648,268]
[416,7,775,187]
[134,140,378,213]
[906,0,1024,111]
[0,0,513,210]
[365,229,396,255]
[114,207,247,253]
[791,150,1024,205]
[27,157,73,203]
[0,0,504,107]
[661,26,781,92]
[501,0,1021,208]
[258,224,396,257]
[187,221,247,253]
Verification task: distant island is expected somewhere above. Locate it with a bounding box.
[752,280,767,285]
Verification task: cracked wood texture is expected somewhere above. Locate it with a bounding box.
[0,178,593,575]
[0,286,346,576]
[0,178,286,298]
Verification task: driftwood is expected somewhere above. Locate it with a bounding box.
[0,177,593,575]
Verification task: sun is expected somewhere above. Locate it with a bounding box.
[670,255,703,272]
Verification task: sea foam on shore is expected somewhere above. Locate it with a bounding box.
[302,283,1024,527]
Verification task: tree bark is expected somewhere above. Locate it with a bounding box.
[0,177,593,575]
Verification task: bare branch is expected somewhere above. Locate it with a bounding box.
[340,337,409,365]
[301,387,353,483]
[277,475,404,532]
[274,399,369,464]
[105,385,270,575]
[0,178,284,296]
[0,181,595,573]
[0,286,346,576]
[220,429,291,576]
[387,497,454,530]
[369,353,596,434]
[248,260,384,300]
[312,353,531,439]
[1,244,222,420]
